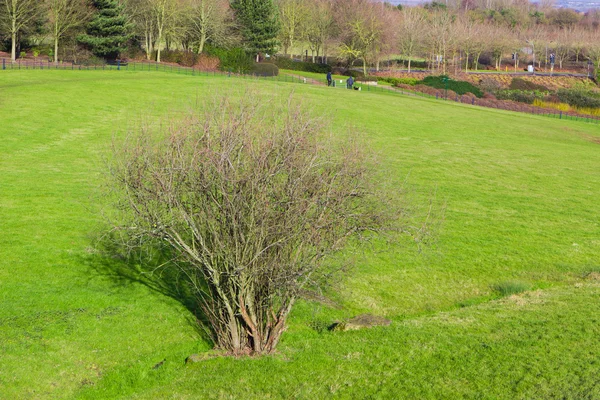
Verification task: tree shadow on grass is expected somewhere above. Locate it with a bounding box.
[82,233,214,345]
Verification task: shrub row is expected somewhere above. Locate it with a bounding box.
[250,63,279,76]
[509,78,549,91]
[556,88,600,109]
[153,49,198,67]
[273,57,332,73]
[205,46,254,73]
[420,75,484,98]
[379,77,419,86]
[496,90,539,104]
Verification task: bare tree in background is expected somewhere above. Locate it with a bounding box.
[128,0,157,60]
[456,15,479,72]
[488,24,513,71]
[45,0,92,65]
[107,93,404,355]
[149,0,181,62]
[0,0,42,62]
[277,0,307,57]
[336,0,386,75]
[185,0,235,54]
[397,7,425,73]
[426,10,455,74]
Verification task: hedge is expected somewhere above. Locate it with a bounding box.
[420,75,483,98]
[273,57,332,73]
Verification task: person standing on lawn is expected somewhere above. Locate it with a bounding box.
[346,76,354,89]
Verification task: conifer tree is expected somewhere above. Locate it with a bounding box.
[231,0,280,61]
[78,0,132,60]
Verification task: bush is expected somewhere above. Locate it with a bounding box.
[479,77,503,93]
[420,75,483,98]
[250,62,279,76]
[153,49,198,66]
[378,77,418,86]
[79,55,106,66]
[206,46,254,74]
[273,57,332,73]
[496,90,536,104]
[107,92,396,356]
[509,78,548,91]
[196,54,220,71]
[178,51,198,67]
[556,88,600,109]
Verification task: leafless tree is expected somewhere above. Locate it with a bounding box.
[488,25,515,71]
[148,0,181,62]
[185,0,235,54]
[426,10,455,74]
[44,0,92,65]
[456,16,480,72]
[107,93,403,355]
[336,0,387,75]
[302,0,336,63]
[128,0,157,60]
[397,7,425,73]
[0,0,42,61]
[276,0,307,57]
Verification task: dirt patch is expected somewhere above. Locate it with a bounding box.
[585,272,600,281]
[504,289,546,306]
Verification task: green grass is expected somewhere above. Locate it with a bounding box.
[1,70,600,399]
[280,68,346,82]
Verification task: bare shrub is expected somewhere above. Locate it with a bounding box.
[195,54,220,71]
[106,92,402,355]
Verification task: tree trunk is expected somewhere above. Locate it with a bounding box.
[198,33,206,55]
[465,52,469,72]
[362,57,367,76]
[407,57,411,73]
[54,37,59,65]
[11,17,16,62]
[156,27,163,63]
[145,32,152,60]
[475,52,481,71]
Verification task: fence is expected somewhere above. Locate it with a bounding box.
[2,58,598,125]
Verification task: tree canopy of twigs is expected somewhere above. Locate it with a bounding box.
[107,92,401,355]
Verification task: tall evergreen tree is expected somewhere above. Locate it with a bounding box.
[78,0,131,60]
[231,0,280,61]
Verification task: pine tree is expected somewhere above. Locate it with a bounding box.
[231,0,280,60]
[77,0,132,60]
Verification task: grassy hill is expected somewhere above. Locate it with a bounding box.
[1,70,599,399]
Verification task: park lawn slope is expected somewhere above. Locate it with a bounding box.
[0,70,599,398]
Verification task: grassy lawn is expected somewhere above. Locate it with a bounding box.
[1,70,600,399]
[279,68,346,82]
